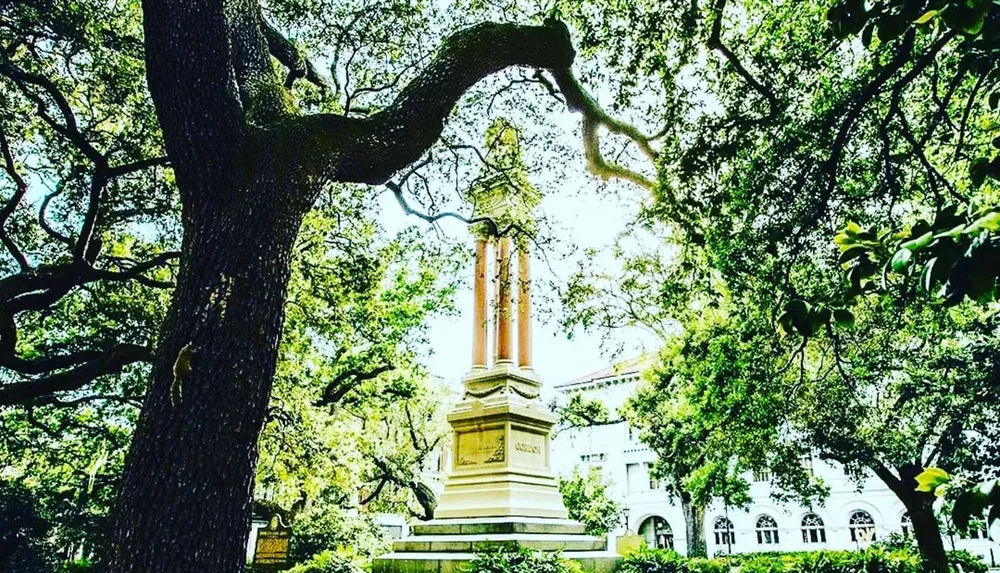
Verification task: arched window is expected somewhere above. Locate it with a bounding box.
[849,510,876,543]
[756,515,780,545]
[713,517,735,547]
[801,513,826,544]
[638,516,674,550]
[900,513,912,537]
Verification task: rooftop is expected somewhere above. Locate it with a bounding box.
[554,354,655,389]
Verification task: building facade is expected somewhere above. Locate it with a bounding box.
[550,361,999,566]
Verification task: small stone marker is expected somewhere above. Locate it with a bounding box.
[253,515,292,570]
[616,533,645,556]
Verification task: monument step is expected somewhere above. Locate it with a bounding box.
[393,533,607,553]
[411,517,587,536]
[373,552,620,573]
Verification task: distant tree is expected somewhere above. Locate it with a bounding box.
[558,466,623,537]
[550,1,1000,571]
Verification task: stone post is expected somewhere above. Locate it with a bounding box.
[472,238,488,369]
[496,237,514,363]
[517,245,532,369]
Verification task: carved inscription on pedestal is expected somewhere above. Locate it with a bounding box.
[457,428,505,466]
[510,429,546,468]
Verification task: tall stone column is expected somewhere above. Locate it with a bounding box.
[496,237,514,364]
[491,241,500,362]
[517,245,532,370]
[472,238,488,370]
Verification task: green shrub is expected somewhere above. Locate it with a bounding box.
[0,480,59,573]
[618,548,727,573]
[740,555,785,573]
[289,507,388,564]
[617,546,989,573]
[947,550,988,573]
[684,557,727,573]
[468,544,582,573]
[286,549,365,573]
[619,548,687,573]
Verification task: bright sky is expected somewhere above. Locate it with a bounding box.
[378,106,662,390]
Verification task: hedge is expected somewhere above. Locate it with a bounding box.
[617,547,989,573]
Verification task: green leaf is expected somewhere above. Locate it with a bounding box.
[877,14,906,42]
[890,248,912,272]
[839,244,869,265]
[901,231,934,251]
[915,467,951,493]
[921,259,937,292]
[832,308,855,328]
[969,211,1000,233]
[914,10,937,24]
[953,486,991,532]
[861,22,875,47]
[934,224,966,239]
[970,157,990,187]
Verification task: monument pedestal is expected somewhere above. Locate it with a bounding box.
[372,517,617,573]
[373,365,619,573]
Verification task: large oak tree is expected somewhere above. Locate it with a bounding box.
[1,0,658,570]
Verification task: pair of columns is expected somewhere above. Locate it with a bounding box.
[471,237,531,370]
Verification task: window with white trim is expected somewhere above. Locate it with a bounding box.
[713,516,735,546]
[849,510,876,543]
[646,463,660,490]
[756,515,780,545]
[801,513,826,544]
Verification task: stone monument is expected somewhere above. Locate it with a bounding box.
[372,231,619,573]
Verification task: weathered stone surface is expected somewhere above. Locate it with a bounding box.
[393,534,606,553]
[372,553,621,573]
[411,518,587,536]
[373,361,622,573]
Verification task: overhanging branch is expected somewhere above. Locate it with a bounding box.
[0,343,154,406]
[261,18,328,91]
[287,19,656,194]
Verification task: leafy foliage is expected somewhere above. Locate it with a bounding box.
[288,506,388,565]
[914,467,1000,535]
[619,547,987,573]
[557,466,622,537]
[468,544,583,573]
[0,480,58,573]
[285,549,367,573]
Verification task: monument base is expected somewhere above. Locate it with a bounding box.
[372,517,620,573]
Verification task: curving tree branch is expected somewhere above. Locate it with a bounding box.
[0,123,29,271]
[261,18,328,91]
[283,19,655,192]
[707,0,781,120]
[0,343,154,406]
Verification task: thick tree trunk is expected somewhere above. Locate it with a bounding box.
[905,493,949,573]
[876,464,949,573]
[107,175,314,572]
[680,493,707,558]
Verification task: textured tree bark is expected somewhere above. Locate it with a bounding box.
[681,493,708,558]
[110,2,605,569]
[907,498,949,573]
[109,173,317,572]
[876,465,949,573]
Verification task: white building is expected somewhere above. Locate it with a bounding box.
[550,359,999,566]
